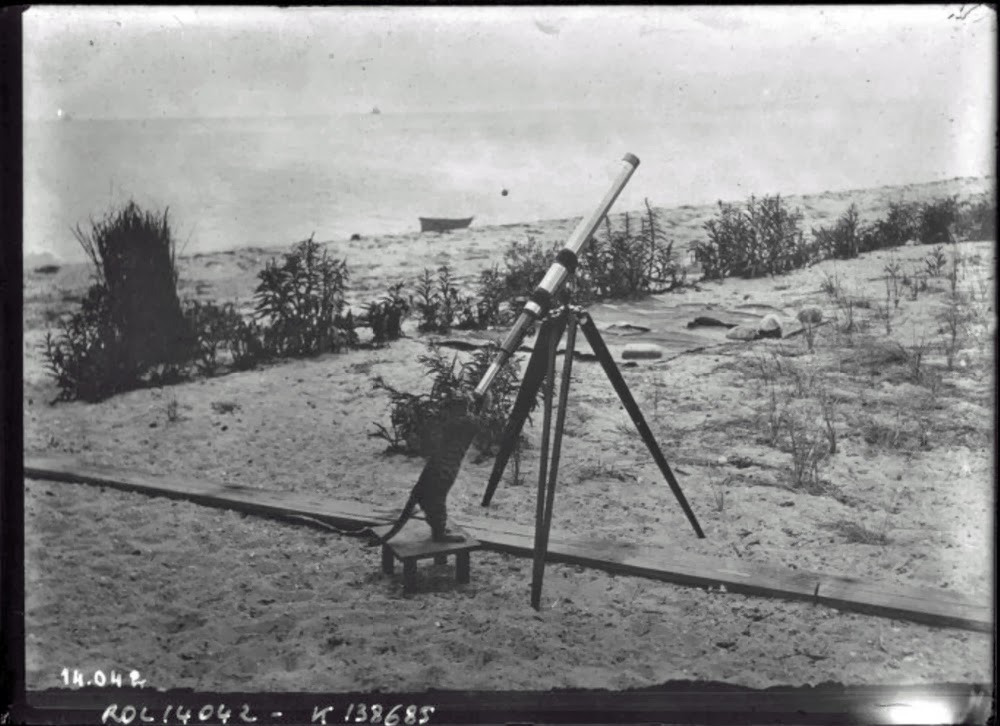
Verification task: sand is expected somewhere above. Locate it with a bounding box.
[22,177,994,694]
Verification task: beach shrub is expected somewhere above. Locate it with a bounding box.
[639,200,686,293]
[253,235,357,358]
[496,201,682,308]
[581,201,685,299]
[43,285,129,401]
[369,342,527,457]
[813,204,863,260]
[364,282,410,346]
[581,215,648,299]
[460,343,529,455]
[865,201,920,250]
[183,299,244,376]
[955,194,996,241]
[227,317,268,370]
[924,245,948,277]
[443,266,518,331]
[499,237,563,304]
[43,200,194,401]
[918,197,959,246]
[469,266,515,329]
[410,264,509,334]
[694,195,810,280]
[413,266,463,334]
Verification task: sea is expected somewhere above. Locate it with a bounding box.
[23,102,993,264]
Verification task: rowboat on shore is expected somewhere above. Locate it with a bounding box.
[419,216,474,233]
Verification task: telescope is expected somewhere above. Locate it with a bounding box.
[474,153,640,399]
[463,153,703,609]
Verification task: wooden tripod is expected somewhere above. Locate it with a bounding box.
[481,303,706,610]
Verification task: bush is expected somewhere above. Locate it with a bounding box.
[813,204,863,260]
[640,201,686,293]
[253,235,357,357]
[410,265,504,334]
[956,195,996,241]
[864,201,919,250]
[183,299,245,376]
[413,266,463,334]
[467,266,515,329]
[364,282,410,346]
[694,195,810,280]
[495,200,682,308]
[460,343,530,455]
[918,197,959,246]
[580,201,684,299]
[227,316,268,370]
[43,200,194,401]
[581,216,645,300]
[924,245,948,277]
[499,237,561,304]
[369,342,528,457]
[43,285,129,401]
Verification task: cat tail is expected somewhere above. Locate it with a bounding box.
[371,490,420,546]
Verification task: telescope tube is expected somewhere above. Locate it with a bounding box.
[474,153,640,399]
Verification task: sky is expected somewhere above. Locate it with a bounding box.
[23,5,997,121]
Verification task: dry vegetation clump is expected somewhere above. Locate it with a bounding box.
[719,235,993,497]
[43,201,193,401]
[362,283,410,346]
[369,342,529,460]
[742,352,842,495]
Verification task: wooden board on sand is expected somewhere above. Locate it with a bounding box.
[25,456,992,634]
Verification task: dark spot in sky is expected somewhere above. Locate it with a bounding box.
[89,40,94,47]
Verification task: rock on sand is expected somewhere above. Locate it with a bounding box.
[726,324,759,341]
[621,343,664,360]
[757,314,783,339]
[725,314,784,341]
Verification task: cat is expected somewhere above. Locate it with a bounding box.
[374,396,481,544]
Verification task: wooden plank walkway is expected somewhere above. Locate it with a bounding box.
[25,456,992,634]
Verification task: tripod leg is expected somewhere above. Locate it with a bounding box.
[578,314,706,539]
[482,315,566,507]
[533,312,579,609]
[530,324,559,610]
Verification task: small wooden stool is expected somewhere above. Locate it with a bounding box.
[373,521,480,594]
